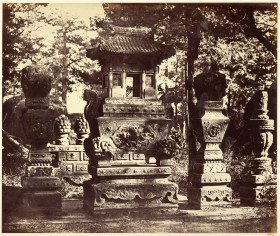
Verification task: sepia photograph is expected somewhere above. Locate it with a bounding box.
[2,2,277,233]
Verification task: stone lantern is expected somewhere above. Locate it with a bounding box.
[20,66,62,213]
[240,85,276,205]
[187,62,232,209]
[83,26,178,213]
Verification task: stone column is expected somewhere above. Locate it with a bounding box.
[187,101,232,209]
[240,86,276,205]
[20,66,62,214]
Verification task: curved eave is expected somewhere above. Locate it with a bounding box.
[86,45,175,65]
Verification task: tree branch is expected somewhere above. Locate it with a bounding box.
[242,7,276,58]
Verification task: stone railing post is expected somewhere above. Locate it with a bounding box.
[188,101,232,209]
[20,66,62,213]
[240,86,276,205]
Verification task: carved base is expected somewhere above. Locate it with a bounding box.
[20,175,62,214]
[19,191,62,214]
[22,176,61,189]
[240,174,276,206]
[83,178,178,214]
[187,186,232,209]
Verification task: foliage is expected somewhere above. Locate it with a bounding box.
[3,4,102,102]
[2,3,48,96]
[99,3,276,113]
[37,8,101,102]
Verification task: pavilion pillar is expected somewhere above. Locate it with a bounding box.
[141,70,146,98]
[121,69,126,98]
[108,66,113,98]
[154,67,159,99]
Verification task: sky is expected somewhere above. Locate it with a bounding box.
[46,3,105,25]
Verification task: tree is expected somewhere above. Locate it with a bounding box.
[205,4,277,58]
[3,4,102,103]
[24,7,102,104]
[2,3,47,97]
[94,3,277,144]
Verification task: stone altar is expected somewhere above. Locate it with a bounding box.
[83,26,178,212]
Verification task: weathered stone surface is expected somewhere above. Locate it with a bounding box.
[49,144,89,174]
[97,117,171,153]
[22,176,61,189]
[88,166,172,178]
[188,186,232,209]
[22,109,55,149]
[21,66,52,99]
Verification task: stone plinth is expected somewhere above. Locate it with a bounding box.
[84,178,178,212]
[240,173,276,206]
[240,88,276,206]
[187,101,232,209]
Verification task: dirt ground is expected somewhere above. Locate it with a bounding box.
[3,196,276,233]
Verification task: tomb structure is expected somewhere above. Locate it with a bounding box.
[83,26,178,213]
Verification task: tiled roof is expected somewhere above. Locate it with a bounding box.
[88,34,174,56]
[87,29,175,63]
[100,35,164,55]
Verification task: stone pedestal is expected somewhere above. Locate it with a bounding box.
[240,88,276,205]
[188,101,232,209]
[19,66,62,214]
